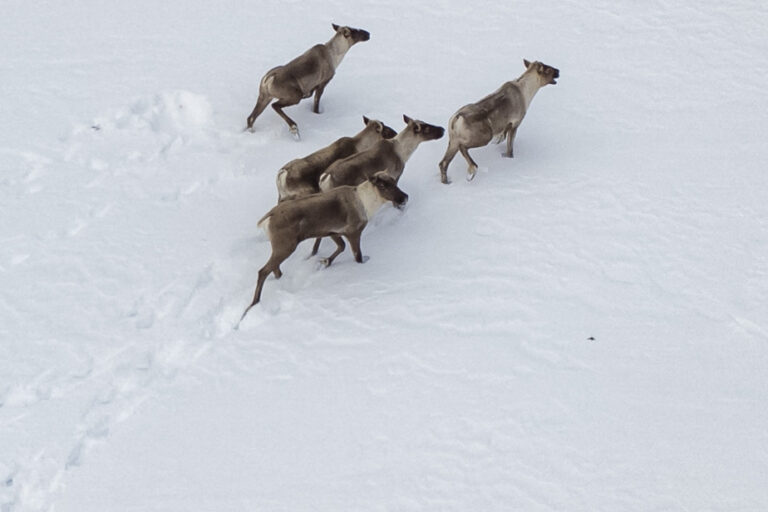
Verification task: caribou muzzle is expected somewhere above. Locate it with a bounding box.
[394,192,409,210]
[353,29,371,42]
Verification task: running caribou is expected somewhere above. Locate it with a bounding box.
[240,173,409,320]
[318,115,445,191]
[245,24,371,138]
[309,115,443,256]
[276,116,397,202]
[438,59,560,183]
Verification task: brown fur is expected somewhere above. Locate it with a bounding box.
[318,115,445,190]
[438,59,559,183]
[240,174,408,320]
[276,116,396,202]
[309,115,443,257]
[246,24,370,136]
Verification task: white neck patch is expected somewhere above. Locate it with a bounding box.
[393,129,421,162]
[355,180,387,219]
[516,71,544,110]
[327,33,352,69]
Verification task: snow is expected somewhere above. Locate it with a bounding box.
[2,1,767,511]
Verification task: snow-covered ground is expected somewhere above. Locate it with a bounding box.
[2,1,767,510]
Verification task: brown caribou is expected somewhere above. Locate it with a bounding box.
[276,116,396,202]
[245,24,371,138]
[240,173,408,321]
[309,115,443,256]
[438,59,560,183]
[318,115,445,190]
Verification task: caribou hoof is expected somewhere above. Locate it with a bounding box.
[502,152,514,158]
[290,126,301,140]
[466,168,477,182]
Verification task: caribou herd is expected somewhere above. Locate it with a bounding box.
[240,24,559,319]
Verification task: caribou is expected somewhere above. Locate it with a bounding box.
[245,24,371,138]
[438,59,559,183]
[318,115,445,191]
[240,173,409,320]
[310,115,443,256]
[276,116,396,202]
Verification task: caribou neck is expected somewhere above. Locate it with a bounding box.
[514,71,544,110]
[355,181,387,219]
[325,33,353,69]
[392,130,421,162]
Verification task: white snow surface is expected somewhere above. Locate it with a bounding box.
[2,1,768,510]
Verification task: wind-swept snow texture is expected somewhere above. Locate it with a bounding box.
[1,1,767,511]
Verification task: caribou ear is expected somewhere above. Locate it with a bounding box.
[363,115,370,125]
[403,114,413,125]
[332,23,340,31]
[524,59,531,68]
